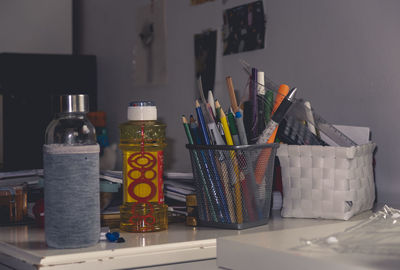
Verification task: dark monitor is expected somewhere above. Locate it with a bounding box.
[0,53,97,171]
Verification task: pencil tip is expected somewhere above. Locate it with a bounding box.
[220,108,226,117]
[182,115,188,123]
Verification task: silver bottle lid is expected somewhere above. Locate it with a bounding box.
[59,94,89,113]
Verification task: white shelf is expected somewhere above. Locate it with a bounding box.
[0,210,374,269]
[217,212,399,270]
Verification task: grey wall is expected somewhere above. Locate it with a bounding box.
[80,0,400,206]
[0,0,72,54]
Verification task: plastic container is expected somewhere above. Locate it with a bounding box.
[186,143,279,229]
[43,94,100,248]
[119,101,168,232]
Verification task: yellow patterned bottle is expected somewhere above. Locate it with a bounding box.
[119,101,168,232]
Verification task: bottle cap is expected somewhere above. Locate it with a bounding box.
[58,94,89,113]
[127,101,157,120]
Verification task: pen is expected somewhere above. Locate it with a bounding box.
[254,87,297,187]
[235,110,248,145]
[227,111,240,146]
[264,90,274,122]
[257,87,297,144]
[195,100,231,223]
[232,108,263,218]
[267,84,290,141]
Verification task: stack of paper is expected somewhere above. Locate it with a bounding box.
[164,172,196,203]
[100,170,123,184]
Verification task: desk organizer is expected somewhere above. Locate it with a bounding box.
[276,142,376,220]
[186,143,279,229]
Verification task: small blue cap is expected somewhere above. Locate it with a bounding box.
[106,232,120,242]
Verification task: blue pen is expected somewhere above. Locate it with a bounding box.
[195,100,231,223]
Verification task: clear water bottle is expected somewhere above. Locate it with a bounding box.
[43,94,100,248]
[119,101,168,232]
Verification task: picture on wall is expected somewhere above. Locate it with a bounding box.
[191,0,215,5]
[194,30,217,97]
[133,0,167,86]
[222,0,266,55]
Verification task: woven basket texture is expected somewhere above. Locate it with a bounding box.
[277,142,376,220]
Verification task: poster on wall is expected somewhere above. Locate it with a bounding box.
[222,0,266,55]
[194,30,217,97]
[133,0,167,86]
[191,0,215,5]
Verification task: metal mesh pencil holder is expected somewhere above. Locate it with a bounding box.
[186,143,279,229]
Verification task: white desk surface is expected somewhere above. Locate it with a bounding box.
[217,211,399,270]
[0,210,374,270]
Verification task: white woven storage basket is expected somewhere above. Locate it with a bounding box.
[276,142,376,220]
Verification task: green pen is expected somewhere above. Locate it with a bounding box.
[227,111,240,145]
[264,90,274,122]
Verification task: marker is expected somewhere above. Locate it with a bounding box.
[257,87,298,144]
[264,90,274,121]
[254,87,297,187]
[227,111,240,146]
[257,71,266,96]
